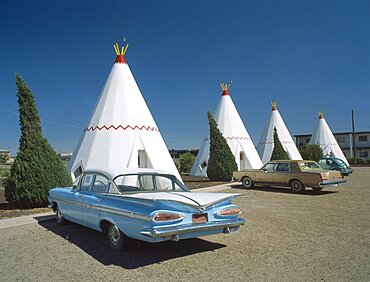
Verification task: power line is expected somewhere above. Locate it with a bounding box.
[0,107,84,130]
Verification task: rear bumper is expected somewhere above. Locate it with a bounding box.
[140,218,245,238]
[341,169,353,175]
[319,179,347,187]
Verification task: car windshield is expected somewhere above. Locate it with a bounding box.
[299,161,321,170]
[261,163,277,172]
[113,173,189,193]
[334,159,347,166]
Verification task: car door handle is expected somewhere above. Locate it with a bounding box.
[77,195,84,198]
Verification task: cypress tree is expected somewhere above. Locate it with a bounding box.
[5,75,72,208]
[270,127,289,161]
[206,111,237,181]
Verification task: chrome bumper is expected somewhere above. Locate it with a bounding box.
[319,179,347,187]
[140,218,245,238]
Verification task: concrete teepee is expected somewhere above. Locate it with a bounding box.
[190,83,263,176]
[68,42,181,181]
[257,101,302,164]
[309,112,349,165]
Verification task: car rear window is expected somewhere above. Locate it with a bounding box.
[299,162,321,170]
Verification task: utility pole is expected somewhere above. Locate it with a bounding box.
[352,110,357,166]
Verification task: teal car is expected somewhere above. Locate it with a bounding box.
[318,158,353,176]
[48,168,244,250]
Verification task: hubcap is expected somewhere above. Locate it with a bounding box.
[109,225,121,246]
[244,178,251,187]
[293,182,300,190]
[57,207,63,222]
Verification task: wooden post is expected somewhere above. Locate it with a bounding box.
[352,110,357,166]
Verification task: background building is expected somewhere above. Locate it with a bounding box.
[295,131,370,161]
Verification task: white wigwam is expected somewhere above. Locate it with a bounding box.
[257,101,302,164]
[68,42,181,181]
[309,112,349,165]
[190,83,263,176]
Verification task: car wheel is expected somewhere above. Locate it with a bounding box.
[290,180,305,193]
[242,176,254,188]
[107,224,127,250]
[56,204,66,225]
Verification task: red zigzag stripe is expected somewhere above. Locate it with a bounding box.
[85,125,159,132]
[258,141,294,145]
[225,137,250,140]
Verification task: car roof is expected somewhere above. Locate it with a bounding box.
[83,167,174,180]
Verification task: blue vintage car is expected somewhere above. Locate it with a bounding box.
[48,168,245,250]
[318,157,353,176]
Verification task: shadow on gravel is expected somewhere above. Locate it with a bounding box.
[38,220,226,269]
[230,184,338,196]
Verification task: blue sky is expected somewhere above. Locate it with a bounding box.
[1,0,369,155]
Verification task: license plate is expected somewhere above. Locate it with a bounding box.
[192,213,207,224]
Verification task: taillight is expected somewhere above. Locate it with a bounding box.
[321,173,328,181]
[152,212,183,222]
[217,207,242,216]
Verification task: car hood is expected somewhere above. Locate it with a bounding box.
[118,192,239,208]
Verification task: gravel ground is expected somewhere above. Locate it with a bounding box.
[0,168,369,281]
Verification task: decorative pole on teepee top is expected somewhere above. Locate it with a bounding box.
[220,81,232,96]
[113,41,129,64]
[271,100,278,111]
[318,111,324,119]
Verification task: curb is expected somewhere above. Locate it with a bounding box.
[0,212,54,229]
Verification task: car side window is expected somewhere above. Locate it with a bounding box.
[290,162,301,173]
[154,176,173,191]
[91,175,109,193]
[264,163,276,172]
[139,175,155,190]
[80,174,94,192]
[318,160,329,169]
[276,163,289,172]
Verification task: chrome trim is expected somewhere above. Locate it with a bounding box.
[198,196,241,210]
[48,197,82,207]
[140,218,245,238]
[106,193,240,212]
[99,206,151,222]
[168,192,201,206]
[48,197,151,221]
[319,179,347,187]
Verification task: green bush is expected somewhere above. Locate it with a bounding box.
[178,152,195,173]
[173,158,180,171]
[206,112,237,181]
[347,157,363,165]
[5,75,72,208]
[270,127,289,161]
[299,144,323,161]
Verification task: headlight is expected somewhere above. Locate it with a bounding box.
[152,212,184,222]
[217,207,242,216]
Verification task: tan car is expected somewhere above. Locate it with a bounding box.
[233,160,346,193]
